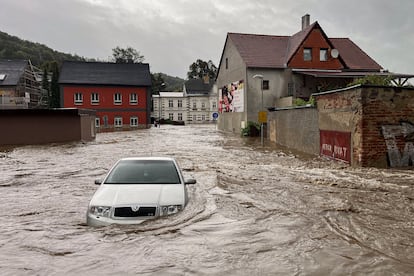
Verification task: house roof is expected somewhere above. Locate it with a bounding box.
[226,21,382,71]
[184,78,214,95]
[0,59,28,86]
[58,61,152,86]
[330,38,382,71]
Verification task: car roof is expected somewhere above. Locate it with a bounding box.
[119,157,176,162]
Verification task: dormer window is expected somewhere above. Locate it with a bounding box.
[0,74,6,81]
[320,49,328,61]
[303,48,312,61]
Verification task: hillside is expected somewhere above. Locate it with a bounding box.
[0,30,184,90]
[0,30,87,68]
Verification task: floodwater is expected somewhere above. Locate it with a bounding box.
[0,124,413,275]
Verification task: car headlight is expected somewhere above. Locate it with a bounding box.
[160,205,183,216]
[89,206,111,218]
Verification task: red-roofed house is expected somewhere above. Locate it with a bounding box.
[216,15,401,133]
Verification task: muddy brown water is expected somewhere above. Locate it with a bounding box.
[1,124,413,275]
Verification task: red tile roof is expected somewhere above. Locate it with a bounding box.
[330,38,382,71]
[227,22,382,71]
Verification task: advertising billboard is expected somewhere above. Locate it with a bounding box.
[218,80,244,113]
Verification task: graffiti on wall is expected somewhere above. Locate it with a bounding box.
[381,122,414,167]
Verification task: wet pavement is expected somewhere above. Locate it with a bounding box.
[0,124,413,275]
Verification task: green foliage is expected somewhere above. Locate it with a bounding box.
[49,62,60,108]
[347,75,392,87]
[0,30,87,69]
[241,121,260,137]
[112,46,144,64]
[151,73,185,93]
[187,59,217,80]
[293,96,316,107]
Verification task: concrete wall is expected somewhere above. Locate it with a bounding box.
[0,108,96,146]
[268,106,319,155]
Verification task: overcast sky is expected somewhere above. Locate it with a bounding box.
[1,0,413,78]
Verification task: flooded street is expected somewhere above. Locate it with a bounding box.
[1,124,413,275]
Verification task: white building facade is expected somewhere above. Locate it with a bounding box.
[152,80,218,124]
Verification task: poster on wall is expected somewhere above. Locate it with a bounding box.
[219,80,244,113]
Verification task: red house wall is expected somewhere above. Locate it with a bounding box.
[62,85,149,131]
[288,28,343,70]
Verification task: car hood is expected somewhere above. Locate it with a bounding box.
[89,184,185,207]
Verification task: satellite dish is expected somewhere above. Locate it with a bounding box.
[331,49,339,58]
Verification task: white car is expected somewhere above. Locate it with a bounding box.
[86,157,196,226]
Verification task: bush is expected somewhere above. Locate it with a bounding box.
[241,121,260,137]
[347,75,392,87]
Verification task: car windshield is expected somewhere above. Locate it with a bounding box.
[104,160,181,184]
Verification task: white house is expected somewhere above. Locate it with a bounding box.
[152,78,218,124]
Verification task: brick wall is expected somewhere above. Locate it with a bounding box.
[316,85,414,167]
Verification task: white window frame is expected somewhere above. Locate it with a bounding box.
[178,100,182,107]
[91,93,99,104]
[95,117,100,127]
[320,48,328,61]
[74,93,83,104]
[169,113,174,120]
[114,117,123,127]
[178,113,182,121]
[304,48,312,61]
[168,99,173,107]
[114,93,122,105]
[130,93,138,104]
[130,116,138,127]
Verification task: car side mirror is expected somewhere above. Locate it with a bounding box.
[94,179,102,185]
[185,179,196,185]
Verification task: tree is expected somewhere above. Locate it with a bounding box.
[49,62,60,108]
[151,73,166,94]
[187,59,217,80]
[112,46,144,64]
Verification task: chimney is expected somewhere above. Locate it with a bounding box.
[302,14,310,30]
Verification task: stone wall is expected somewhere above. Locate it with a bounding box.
[315,85,414,168]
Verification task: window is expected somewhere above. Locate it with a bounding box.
[103,116,108,127]
[320,49,328,61]
[304,48,312,61]
[178,113,182,121]
[212,101,217,109]
[169,113,174,120]
[193,115,197,121]
[168,99,173,107]
[74,93,83,104]
[91,93,99,104]
[262,80,269,90]
[130,93,138,104]
[201,115,206,121]
[201,102,206,110]
[95,118,100,127]
[114,117,123,127]
[0,74,7,81]
[178,100,182,107]
[192,102,197,110]
[114,93,122,104]
[287,82,295,97]
[130,116,138,127]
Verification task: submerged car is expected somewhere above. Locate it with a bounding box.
[87,157,196,226]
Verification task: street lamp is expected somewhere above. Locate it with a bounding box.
[253,74,264,146]
[158,83,165,127]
